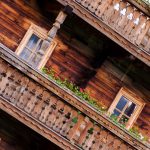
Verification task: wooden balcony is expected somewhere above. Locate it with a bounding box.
[56,0,150,66]
[0,44,150,150]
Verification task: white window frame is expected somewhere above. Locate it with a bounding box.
[107,87,145,130]
[16,24,57,69]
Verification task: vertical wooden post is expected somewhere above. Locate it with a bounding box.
[39,6,73,54]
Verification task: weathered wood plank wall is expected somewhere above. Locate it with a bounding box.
[0,0,149,139]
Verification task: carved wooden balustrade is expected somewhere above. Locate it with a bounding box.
[0,44,150,150]
[0,58,135,150]
[75,0,150,54]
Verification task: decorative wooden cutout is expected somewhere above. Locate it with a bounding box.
[10,76,30,104]
[39,94,58,123]
[45,99,65,128]
[60,110,78,137]
[31,90,51,118]
[88,0,102,13]
[24,85,43,113]
[16,81,37,109]
[53,105,71,133]
[95,0,112,18]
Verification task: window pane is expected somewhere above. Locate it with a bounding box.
[124,101,136,117]
[19,48,31,60]
[113,109,120,116]
[26,34,39,49]
[30,53,41,67]
[116,96,128,111]
[35,40,43,53]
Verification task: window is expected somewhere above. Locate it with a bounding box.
[108,87,145,129]
[16,24,57,69]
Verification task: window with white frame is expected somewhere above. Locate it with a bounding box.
[16,24,57,69]
[108,87,145,129]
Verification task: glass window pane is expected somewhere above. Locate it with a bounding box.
[29,54,41,67]
[19,48,31,60]
[113,109,120,116]
[124,101,136,117]
[26,34,39,49]
[35,40,43,53]
[116,96,128,111]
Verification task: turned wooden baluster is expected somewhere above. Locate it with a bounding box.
[67,114,84,143]
[10,75,29,104]
[9,72,24,104]
[90,127,102,149]
[0,63,9,93]
[127,146,134,150]
[3,70,22,100]
[31,90,51,118]
[147,28,150,37]
[0,60,8,83]
[109,1,127,27]
[0,66,15,95]
[69,116,90,144]
[81,0,93,8]
[129,14,147,43]
[82,125,100,150]
[101,0,120,22]
[46,100,65,128]
[39,94,58,123]
[144,37,150,53]
[116,5,134,32]
[95,0,112,18]
[60,110,78,137]
[112,138,122,150]
[16,81,37,109]
[77,120,93,147]
[98,130,109,149]
[88,0,102,13]
[136,18,150,46]
[24,85,43,113]
[53,105,71,133]
[122,9,141,36]
[100,133,114,150]
[119,142,128,150]
[76,0,82,3]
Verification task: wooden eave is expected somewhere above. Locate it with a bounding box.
[55,0,150,67]
[0,43,150,150]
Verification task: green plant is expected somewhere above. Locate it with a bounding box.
[41,67,107,114]
[41,67,149,143]
[110,114,118,122]
[88,127,94,134]
[72,117,78,123]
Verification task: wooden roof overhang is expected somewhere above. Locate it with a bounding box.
[54,0,150,66]
[0,43,150,150]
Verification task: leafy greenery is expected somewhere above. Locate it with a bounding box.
[72,117,78,124]
[88,128,94,134]
[41,67,148,143]
[42,67,107,113]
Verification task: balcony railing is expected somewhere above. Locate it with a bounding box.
[75,0,150,55]
[0,54,135,150]
[0,44,150,150]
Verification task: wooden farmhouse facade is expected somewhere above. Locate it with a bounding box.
[0,0,150,149]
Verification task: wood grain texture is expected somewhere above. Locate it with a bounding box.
[0,0,149,142]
